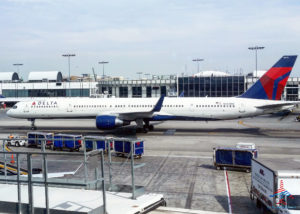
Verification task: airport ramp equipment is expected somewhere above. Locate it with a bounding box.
[27,132,54,148]
[114,138,144,158]
[0,183,165,214]
[213,147,258,172]
[84,136,106,151]
[0,161,28,175]
[53,134,82,152]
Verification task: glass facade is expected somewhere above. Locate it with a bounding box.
[2,89,90,97]
[132,86,142,97]
[119,86,128,98]
[146,86,152,97]
[286,85,299,101]
[178,76,245,97]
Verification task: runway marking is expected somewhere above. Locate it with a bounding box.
[144,154,211,159]
[224,168,232,214]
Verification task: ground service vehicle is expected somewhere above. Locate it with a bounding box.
[27,132,54,148]
[213,146,258,172]
[114,138,144,158]
[251,159,300,213]
[6,136,26,147]
[53,134,82,152]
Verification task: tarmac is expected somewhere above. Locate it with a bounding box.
[0,109,300,213]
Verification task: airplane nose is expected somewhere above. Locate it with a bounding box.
[6,109,12,117]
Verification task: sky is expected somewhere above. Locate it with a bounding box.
[1,0,300,80]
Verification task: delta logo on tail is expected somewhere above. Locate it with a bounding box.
[240,55,297,100]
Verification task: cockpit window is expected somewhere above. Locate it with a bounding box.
[12,105,17,109]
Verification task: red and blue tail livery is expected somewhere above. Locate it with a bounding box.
[240,55,297,100]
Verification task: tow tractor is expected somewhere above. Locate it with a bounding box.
[6,135,27,147]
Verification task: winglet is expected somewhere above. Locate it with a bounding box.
[152,96,164,112]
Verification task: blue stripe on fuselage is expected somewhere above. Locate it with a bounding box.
[150,115,220,121]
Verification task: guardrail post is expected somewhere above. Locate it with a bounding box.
[43,153,49,214]
[107,139,112,190]
[3,140,7,181]
[100,150,107,214]
[83,139,88,185]
[130,141,136,199]
[27,153,34,214]
[17,153,21,214]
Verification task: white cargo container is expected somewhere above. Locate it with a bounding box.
[251,159,300,213]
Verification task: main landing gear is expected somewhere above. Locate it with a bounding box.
[136,119,154,133]
[29,119,37,130]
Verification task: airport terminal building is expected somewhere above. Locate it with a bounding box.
[0,71,299,100]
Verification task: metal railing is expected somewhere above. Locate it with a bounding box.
[0,138,107,214]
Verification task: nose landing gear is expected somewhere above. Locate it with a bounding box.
[28,119,37,130]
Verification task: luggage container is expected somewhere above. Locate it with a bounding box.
[213,147,258,172]
[27,132,54,148]
[53,134,82,152]
[114,138,144,158]
[84,136,106,151]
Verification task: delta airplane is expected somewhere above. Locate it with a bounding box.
[6,55,299,132]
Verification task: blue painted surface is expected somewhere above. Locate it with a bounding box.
[96,115,117,129]
[272,71,291,100]
[85,139,106,150]
[53,134,81,150]
[27,132,53,147]
[272,55,297,68]
[152,96,164,112]
[151,115,219,121]
[114,140,144,156]
[239,78,269,100]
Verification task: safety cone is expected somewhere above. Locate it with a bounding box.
[10,154,15,164]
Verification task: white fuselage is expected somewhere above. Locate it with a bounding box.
[6,97,290,121]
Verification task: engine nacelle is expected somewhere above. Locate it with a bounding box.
[96,115,130,129]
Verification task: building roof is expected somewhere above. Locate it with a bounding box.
[193,70,229,77]
[0,72,19,81]
[28,71,63,82]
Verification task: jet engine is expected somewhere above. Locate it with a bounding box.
[96,115,130,129]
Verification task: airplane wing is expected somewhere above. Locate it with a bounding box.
[97,96,165,121]
[255,101,300,112]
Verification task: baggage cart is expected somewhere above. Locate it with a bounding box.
[53,134,82,152]
[27,132,54,148]
[213,147,258,172]
[84,136,106,151]
[114,138,144,158]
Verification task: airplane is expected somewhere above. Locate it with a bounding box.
[6,55,299,132]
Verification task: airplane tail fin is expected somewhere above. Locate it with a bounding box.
[240,55,297,100]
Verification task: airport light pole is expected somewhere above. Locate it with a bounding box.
[13,63,23,74]
[144,73,150,79]
[192,58,204,74]
[62,54,76,96]
[136,72,143,79]
[98,61,109,79]
[248,46,264,77]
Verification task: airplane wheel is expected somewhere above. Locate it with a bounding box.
[149,125,154,131]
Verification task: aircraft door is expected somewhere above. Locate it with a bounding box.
[24,104,29,113]
[67,103,73,112]
[189,103,195,112]
[239,103,245,113]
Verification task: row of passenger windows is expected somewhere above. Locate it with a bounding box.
[74,105,106,108]
[196,104,235,108]
[31,105,58,108]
